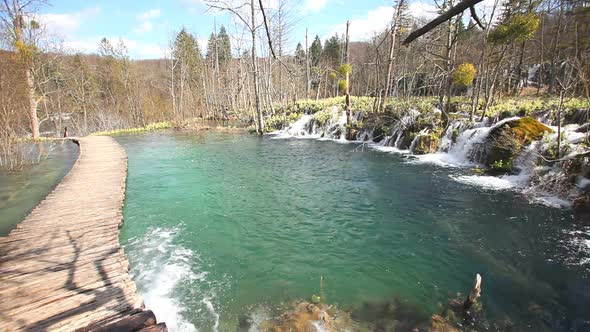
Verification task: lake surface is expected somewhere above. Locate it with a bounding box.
[0,141,79,235]
[117,131,590,331]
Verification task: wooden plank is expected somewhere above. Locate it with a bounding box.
[0,136,166,331]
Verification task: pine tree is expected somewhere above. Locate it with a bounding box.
[310,35,322,67]
[323,35,342,69]
[218,26,232,65]
[206,32,217,62]
[295,42,306,65]
[172,28,202,119]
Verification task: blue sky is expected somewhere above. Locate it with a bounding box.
[37,0,447,59]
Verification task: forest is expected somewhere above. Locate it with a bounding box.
[2,0,590,331]
[0,0,587,143]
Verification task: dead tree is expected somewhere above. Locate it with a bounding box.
[402,0,486,45]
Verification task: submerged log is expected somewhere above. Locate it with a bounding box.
[463,273,482,311]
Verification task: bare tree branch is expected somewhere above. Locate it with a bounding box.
[403,0,485,45]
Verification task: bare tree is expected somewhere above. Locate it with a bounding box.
[0,0,49,139]
[206,0,265,134]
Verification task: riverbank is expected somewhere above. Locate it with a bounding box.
[269,97,590,211]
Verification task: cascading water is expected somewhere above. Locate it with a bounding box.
[443,117,521,165]
[275,106,348,140]
[276,114,313,137]
[389,109,421,149]
[408,128,430,152]
[277,105,589,208]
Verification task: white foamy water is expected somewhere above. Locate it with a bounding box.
[273,107,349,141]
[564,228,590,266]
[126,227,215,332]
[274,114,313,138]
[450,174,520,190]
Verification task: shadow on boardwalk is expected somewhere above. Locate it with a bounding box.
[0,137,147,331]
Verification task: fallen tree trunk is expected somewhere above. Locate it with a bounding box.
[402,0,485,45]
[463,273,482,311]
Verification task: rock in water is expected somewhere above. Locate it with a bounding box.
[411,133,440,155]
[483,117,552,168]
[430,315,460,332]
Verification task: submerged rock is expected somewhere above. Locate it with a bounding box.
[483,117,552,168]
[430,315,460,332]
[576,123,589,133]
[255,302,331,332]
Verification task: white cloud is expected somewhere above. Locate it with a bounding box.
[38,7,100,36]
[134,21,153,33]
[136,8,161,21]
[408,1,438,21]
[473,0,506,24]
[325,6,393,41]
[134,8,160,34]
[324,2,438,42]
[64,37,167,59]
[301,0,328,13]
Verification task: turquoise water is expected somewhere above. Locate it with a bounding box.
[117,132,590,331]
[0,141,79,235]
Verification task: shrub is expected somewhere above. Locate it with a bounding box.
[338,79,348,92]
[338,63,352,76]
[452,63,477,87]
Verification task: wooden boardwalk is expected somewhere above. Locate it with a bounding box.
[0,136,162,331]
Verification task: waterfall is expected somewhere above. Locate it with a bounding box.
[439,120,466,152]
[409,128,430,152]
[446,117,521,165]
[275,106,348,140]
[275,114,313,138]
[357,128,373,142]
[276,109,589,208]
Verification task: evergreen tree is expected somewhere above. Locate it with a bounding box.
[217,26,232,65]
[310,35,322,67]
[172,28,202,119]
[295,42,306,65]
[323,35,342,69]
[206,32,217,62]
[173,28,202,77]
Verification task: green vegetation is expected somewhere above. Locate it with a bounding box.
[265,95,589,134]
[338,63,352,76]
[338,79,348,92]
[91,121,172,136]
[488,13,540,45]
[452,63,477,87]
[311,108,335,126]
[490,159,513,172]
[411,133,440,155]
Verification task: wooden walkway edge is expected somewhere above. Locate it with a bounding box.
[0,136,165,331]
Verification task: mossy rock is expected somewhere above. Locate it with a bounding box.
[411,133,440,155]
[372,125,389,143]
[430,315,460,332]
[483,117,552,167]
[399,132,417,149]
